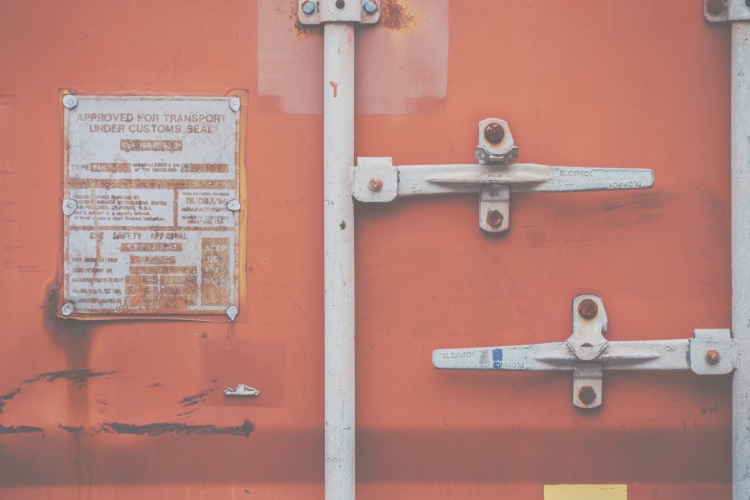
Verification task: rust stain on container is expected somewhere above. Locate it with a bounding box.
[379,0,417,30]
[44,283,99,491]
[289,0,321,39]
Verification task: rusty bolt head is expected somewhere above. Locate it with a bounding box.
[577,298,599,320]
[301,0,316,15]
[363,0,378,14]
[578,386,597,405]
[484,123,505,144]
[706,0,725,15]
[486,210,504,228]
[369,177,383,192]
[705,349,721,365]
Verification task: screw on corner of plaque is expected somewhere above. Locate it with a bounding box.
[62,199,77,216]
[227,199,241,212]
[62,94,78,110]
[229,97,241,112]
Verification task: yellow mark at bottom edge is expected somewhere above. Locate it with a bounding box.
[544,484,627,500]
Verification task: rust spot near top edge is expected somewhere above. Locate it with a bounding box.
[287,0,416,36]
[380,0,417,30]
[289,0,322,39]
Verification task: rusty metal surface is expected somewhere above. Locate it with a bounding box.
[62,96,241,317]
[0,0,734,499]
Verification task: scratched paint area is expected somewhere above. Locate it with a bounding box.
[62,96,241,316]
[257,0,448,114]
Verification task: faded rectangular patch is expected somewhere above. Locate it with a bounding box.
[258,0,448,114]
[545,484,627,500]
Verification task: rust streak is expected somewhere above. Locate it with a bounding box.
[329,81,338,98]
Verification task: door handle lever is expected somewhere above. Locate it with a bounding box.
[433,295,734,409]
[352,119,654,233]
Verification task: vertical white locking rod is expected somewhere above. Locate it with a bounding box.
[732,21,750,500]
[324,22,356,500]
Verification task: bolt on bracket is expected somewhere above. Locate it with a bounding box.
[704,0,750,22]
[298,0,380,24]
[351,118,655,233]
[432,295,735,409]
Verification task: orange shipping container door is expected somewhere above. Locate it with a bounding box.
[0,1,732,499]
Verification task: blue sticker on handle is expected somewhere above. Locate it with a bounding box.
[492,348,503,369]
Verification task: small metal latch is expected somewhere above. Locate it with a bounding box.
[351,118,655,233]
[224,384,260,397]
[433,295,734,409]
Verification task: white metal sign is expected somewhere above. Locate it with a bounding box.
[61,95,241,317]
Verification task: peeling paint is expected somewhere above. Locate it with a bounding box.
[0,388,21,414]
[100,420,255,437]
[178,388,217,407]
[23,369,120,388]
[58,424,85,433]
[0,424,43,434]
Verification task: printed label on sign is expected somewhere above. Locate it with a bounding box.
[63,96,241,316]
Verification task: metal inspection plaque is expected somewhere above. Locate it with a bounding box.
[62,95,241,317]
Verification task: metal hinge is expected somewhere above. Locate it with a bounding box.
[433,295,735,409]
[352,119,655,233]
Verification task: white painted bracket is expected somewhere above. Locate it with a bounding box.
[704,0,750,23]
[432,295,735,409]
[351,119,655,233]
[298,0,380,25]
